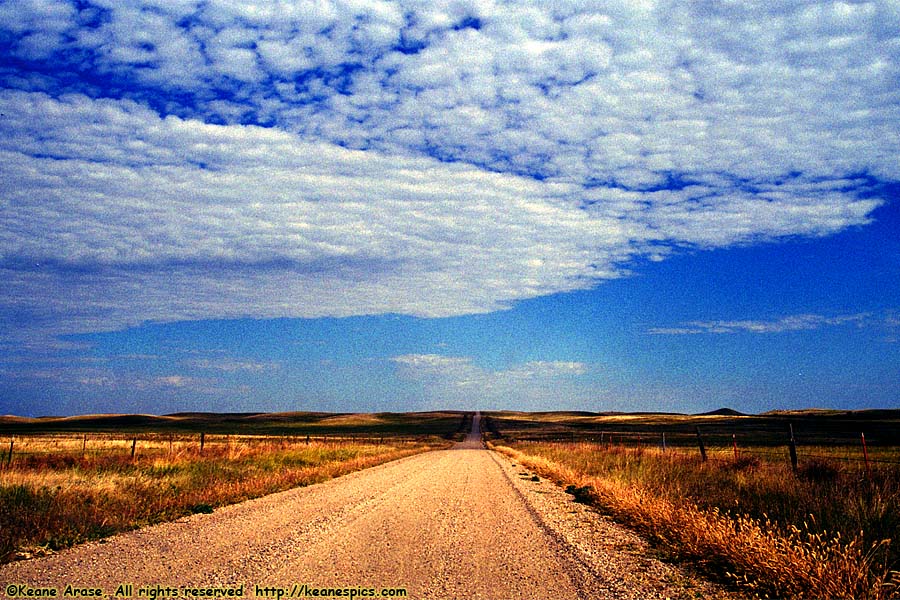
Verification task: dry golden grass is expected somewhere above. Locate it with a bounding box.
[0,434,449,563]
[492,442,899,599]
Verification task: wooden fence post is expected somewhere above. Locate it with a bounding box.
[788,423,798,473]
[200,432,205,454]
[5,440,12,468]
[661,432,666,452]
[82,434,87,457]
[861,432,871,481]
[695,427,707,462]
[131,437,137,459]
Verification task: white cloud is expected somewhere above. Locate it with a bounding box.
[391,354,473,370]
[0,1,897,346]
[5,1,897,183]
[185,358,281,373]
[648,312,875,335]
[507,361,588,378]
[0,88,885,343]
[153,375,193,388]
[391,354,589,408]
[0,362,217,394]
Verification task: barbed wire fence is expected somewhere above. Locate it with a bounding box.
[485,419,900,471]
[0,431,436,469]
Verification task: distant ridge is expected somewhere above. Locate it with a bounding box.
[762,408,900,419]
[0,410,468,435]
[165,412,264,418]
[697,407,747,417]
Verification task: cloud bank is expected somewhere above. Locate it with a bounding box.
[648,312,898,335]
[392,354,588,408]
[1,1,898,344]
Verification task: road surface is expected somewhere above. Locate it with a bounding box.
[0,413,736,599]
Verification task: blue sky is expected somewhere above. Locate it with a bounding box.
[1,1,898,416]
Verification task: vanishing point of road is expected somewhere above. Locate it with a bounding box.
[0,413,737,600]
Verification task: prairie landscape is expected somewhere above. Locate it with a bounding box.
[2,409,899,599]
[4,1,900,599]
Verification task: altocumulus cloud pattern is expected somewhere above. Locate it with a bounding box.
[1,1,898,346]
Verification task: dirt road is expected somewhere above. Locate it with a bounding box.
[0,413,736,599]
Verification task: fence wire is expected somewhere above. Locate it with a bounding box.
[496,429,900,466]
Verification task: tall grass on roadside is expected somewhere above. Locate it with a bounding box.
[0,436,445,563]
[492,441,899,599]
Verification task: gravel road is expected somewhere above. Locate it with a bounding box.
[1,413,740,599]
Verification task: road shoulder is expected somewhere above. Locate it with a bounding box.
[488,449,746,600]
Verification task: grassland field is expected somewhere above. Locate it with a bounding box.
[483,409,900,599]
[0,411,468,564]
[3,408,899,598]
